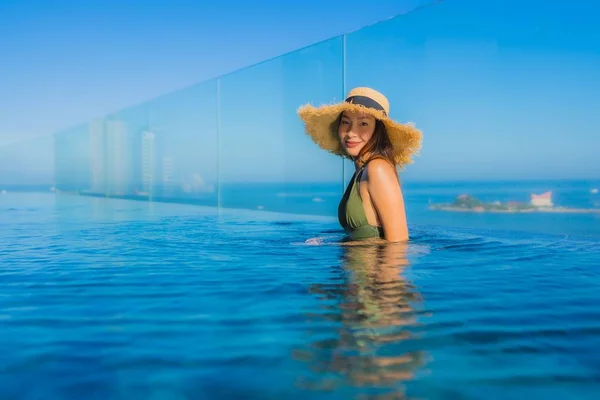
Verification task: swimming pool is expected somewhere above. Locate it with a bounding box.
[2,193,599,399]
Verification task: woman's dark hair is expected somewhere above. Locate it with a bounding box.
[335,113,395,165]
[358,119,395,165]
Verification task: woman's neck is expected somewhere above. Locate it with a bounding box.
[353,152,372,170]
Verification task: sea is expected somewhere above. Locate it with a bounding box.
[1,180,599,399]
[219,179,600,239]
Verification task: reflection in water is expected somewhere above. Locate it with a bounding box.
[293,242,427,399]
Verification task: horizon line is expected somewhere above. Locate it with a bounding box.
[2,176,600,188]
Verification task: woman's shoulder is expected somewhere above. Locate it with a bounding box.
[364,157,397,182]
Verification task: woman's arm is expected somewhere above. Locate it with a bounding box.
[366,159,409,242]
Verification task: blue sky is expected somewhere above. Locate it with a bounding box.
[0,0,432,145]
[0,0,599,182]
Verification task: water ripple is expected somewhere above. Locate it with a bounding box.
[1,194,600,399]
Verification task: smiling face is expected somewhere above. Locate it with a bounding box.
[337,110,377,158]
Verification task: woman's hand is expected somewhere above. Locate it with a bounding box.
[305,237,324,245]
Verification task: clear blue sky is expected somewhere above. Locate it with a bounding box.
[0,0,599,182]
[0,0,432,145]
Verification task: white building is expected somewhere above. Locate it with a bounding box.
[140,130,156,195]
[88,119,105,193]
[105,119,130,195]
[530,191,553,207]
[162,156,176,196]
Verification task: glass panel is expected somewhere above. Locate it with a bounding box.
[147,80,218,206]
[74,104,151,199]
[86,118,107,196]
[102,102,150,199]
[54,123,90,194]
[344,0,600,237]
[218,37,344,216]
[0,135,54,192]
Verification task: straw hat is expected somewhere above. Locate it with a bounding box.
[297,87,422,167]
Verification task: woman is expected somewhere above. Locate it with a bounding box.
[298,87,422,243]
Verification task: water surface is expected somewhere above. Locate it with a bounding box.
[1,193,599,399]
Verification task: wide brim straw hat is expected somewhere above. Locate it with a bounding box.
[297,87,422,167]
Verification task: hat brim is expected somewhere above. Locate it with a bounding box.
[297,102,422,167]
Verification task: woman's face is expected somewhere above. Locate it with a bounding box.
[337,110,376,158]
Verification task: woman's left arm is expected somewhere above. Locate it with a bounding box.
[366,159,409,242]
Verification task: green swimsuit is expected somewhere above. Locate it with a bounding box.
[338,165,385,241]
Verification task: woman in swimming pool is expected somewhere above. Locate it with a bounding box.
[298,87,422,243]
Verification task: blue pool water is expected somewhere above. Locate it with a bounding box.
[1,192,600,399]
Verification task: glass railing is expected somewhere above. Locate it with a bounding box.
[49,36,347,217]
[218,36,344,215]
[2,0,598,236]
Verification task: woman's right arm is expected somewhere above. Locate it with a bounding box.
[366,159,409,242]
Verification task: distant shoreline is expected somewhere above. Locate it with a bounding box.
[429,205,600,214]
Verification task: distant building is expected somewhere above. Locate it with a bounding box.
[530,191,553,207]
[140,130,156,195]
[105,119,130,195]
[89,119,106,194]
[161,156,176,196]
